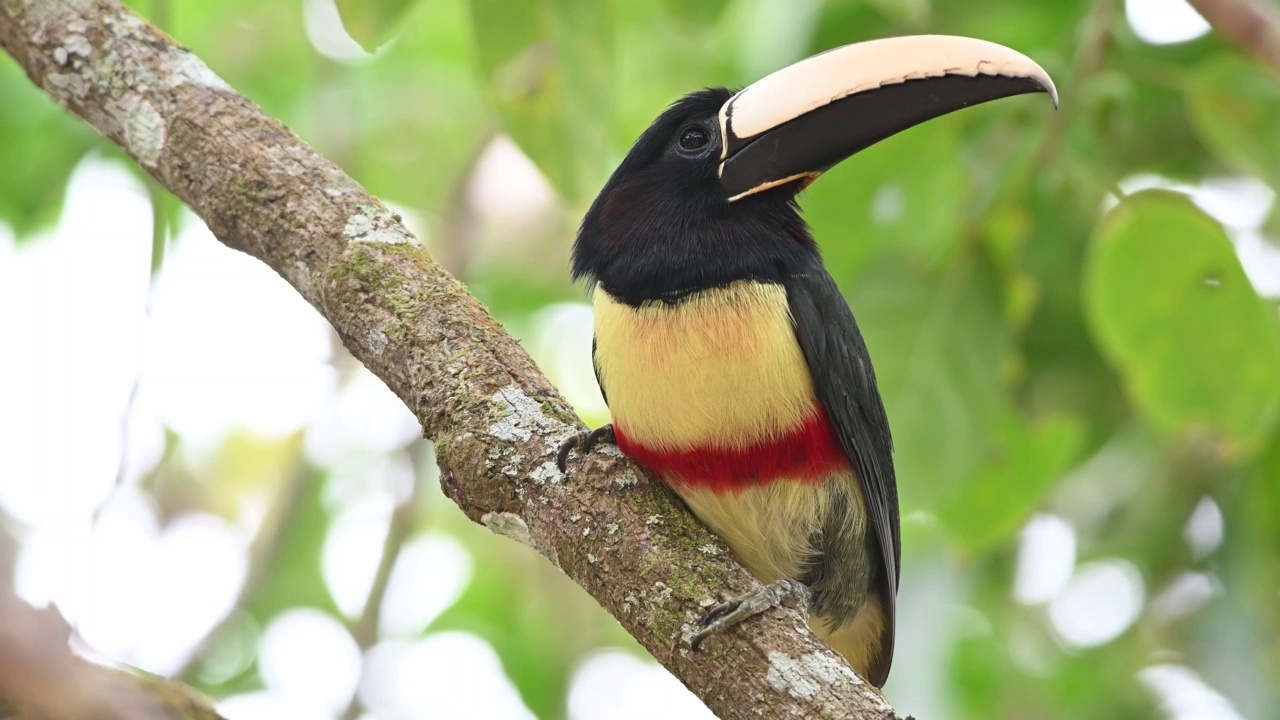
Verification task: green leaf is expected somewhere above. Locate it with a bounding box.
[469,0,614,201]
[1187,56,1280,187]
[863,0,930,25]
[1013,187,1131,456]
[848,255,1009,512]
[806,120,966,278]
[938,412,1084,551]
[333,0,490,213]
[657,0,732,27]
[335,0,420,52]
[1228,429,1280,669]
[1084,189,1280,453]
[938,0,1084,51]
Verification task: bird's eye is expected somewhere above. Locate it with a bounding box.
[678,127,709,152]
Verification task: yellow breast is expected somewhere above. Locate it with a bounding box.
[591,281,817,452]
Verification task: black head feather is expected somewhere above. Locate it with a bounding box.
[573,88,819,306]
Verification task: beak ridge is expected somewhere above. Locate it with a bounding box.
[719,35,1057,201]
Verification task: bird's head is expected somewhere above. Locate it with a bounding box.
[574,35,1057,303]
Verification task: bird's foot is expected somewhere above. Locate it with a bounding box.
[556,424,616,472]
[690,579,810,651]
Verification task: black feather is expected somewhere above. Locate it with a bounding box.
[592,336,608,407]
[785,262,900,686]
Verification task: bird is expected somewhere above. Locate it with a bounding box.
[557,35,1056,687]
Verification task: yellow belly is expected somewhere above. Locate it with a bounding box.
[678,480,831,582]
[682,477,883,681]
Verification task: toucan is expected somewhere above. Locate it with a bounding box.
[557,35,1056,687]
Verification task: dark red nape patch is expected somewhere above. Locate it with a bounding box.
[615,409,852,494]
[601,186,627,223]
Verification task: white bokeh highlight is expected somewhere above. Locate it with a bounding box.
[305,367,421,466]
[16,497,249,674]
[1184,496,1225,560]
[529,303,608,421]
[359,633,536,720]
[0,156,151,528]
[1014,514,1078,606]
[1140,664,1245,720]
[142,216,337,457]
[1049,559,1146,648]
[1125,0,1210,45]
[467,136,559,225]
[568,651,716,720]
[322,492,396,619]
[301,0,385,63]
[1149,571,1219,624]
[379,534,473,638]
[259,608,363,714]
[219,690,336,720]
[871,183,906,227]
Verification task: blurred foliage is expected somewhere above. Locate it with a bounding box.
[470,0,615,199]
[1085,191,1280,452]
[4,0,1280,718]
[335,0,417,52]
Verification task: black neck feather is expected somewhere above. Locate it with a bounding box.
[573,184,820,306]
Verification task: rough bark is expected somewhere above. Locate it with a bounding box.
[0,1,904,718]
[1186,0,1280,71]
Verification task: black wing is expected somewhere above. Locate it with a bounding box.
[592,335,608,407]
[784,265,900,683]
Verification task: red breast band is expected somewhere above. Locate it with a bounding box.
[614,408,851,493]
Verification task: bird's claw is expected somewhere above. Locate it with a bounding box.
[690,579,810,651]
[556,424,617,472]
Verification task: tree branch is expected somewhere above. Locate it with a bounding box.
[0,595,226,720]
[1185,0,1280,72]
[0,2,903,718]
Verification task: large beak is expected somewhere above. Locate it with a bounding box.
[719,35,1057,202]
